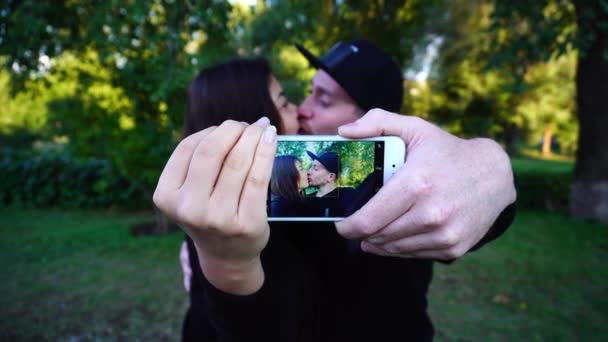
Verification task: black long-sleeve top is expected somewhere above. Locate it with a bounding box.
[182,203,516,342]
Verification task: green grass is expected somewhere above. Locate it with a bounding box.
[429,211,608,341]
[0,208,187,341]
[511,156,574,175]
[1,206,606,341]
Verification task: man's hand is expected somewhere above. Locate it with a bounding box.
[153,118,277,294]
[336,109,516,260]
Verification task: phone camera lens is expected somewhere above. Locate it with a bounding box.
[392,164,396,168]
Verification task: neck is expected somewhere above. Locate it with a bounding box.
[316,183,337,197]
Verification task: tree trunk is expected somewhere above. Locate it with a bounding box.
[542,124,552,156]
[570,1,608,224]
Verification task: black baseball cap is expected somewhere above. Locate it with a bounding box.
[296,39,403,112]
[306,150,340,177]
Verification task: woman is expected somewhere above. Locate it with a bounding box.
[178,58,299,341]
[270,155,318,217]
[183,58,298,137]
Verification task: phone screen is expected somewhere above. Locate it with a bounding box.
[268,140,385,220]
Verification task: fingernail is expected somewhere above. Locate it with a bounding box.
[264,125,276,143]
[254,116,270,127]
[367,237,383,245]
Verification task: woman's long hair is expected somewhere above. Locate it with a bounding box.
[184,58,282,136]
[271,155,303,201]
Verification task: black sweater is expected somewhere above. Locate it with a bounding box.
[183,203,516,342]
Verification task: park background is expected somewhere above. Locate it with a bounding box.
[0,0,606,340]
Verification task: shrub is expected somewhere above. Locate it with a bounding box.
[0,147,149,209]
[514,171,572,213]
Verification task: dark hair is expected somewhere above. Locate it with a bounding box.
[271,155,302,201]
[183,58,283,137]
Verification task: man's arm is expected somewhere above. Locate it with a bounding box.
[335,109,517,260]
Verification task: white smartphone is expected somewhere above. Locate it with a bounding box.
[267,135,406,222]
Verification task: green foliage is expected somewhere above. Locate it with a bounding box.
[0,64,48,137]
[0,0,236,199]
[0,0,587,211]
[516,52,578,155]
[246,0,447,104]
[423,0,579,157]
[0,147,146,209]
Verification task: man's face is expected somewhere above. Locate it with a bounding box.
[297,70,362,135]
[307,160,335,187]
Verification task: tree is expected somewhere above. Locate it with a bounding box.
[0,0,235,232]
[488,0,608,223]
[243,0,447,103]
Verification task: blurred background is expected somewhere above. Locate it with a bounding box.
[0,0,606,340]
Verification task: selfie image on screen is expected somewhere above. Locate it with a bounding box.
[269,140,384,219]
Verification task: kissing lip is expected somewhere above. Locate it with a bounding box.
[297,124,312,135]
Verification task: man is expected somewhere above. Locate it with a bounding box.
[295,39,516,260]
[305,150,356,217]
[155,39,516,341]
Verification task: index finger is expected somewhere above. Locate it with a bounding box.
[156,126,216,194]
[338,109,428,144]
[238,125,277,221]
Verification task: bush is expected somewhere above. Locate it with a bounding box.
[514,171,572,212]
[0,147,149,209]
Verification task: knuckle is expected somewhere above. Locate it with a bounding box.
[256,143,277,160]
[152,189,167,210]
[194,142,217,160]
[422,205,452,227]
[367,108,385,118]
[171,138,200,163]
[383,243,400,254]
[411,174,433,197]
[246,172,267,189]
[354,217,378,236]
[245,122,264,135]
[221,119,244,131]
[175,199,198,228]
[224,153,245,172]
[436,229,459,248]
[203,210,223,231]
[442,245,466,260]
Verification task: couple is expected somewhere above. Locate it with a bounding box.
[155,39,517,341]
[271,150,357,218]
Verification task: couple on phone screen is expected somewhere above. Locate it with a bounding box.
[271,150,360,218]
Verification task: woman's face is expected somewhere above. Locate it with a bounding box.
[295,160,309,191]
[269,76,299,134]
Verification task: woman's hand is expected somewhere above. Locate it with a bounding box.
[153,118,277,294]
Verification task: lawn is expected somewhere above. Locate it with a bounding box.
[0,209,187,341]
[2,207,606,341]
[511,156,574,175]
[1,154,607,341]
[429,210,607,341]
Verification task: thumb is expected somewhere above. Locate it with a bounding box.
[338,108,429,144]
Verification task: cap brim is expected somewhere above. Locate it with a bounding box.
[296,44,324,69]
[306,150,319,161]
